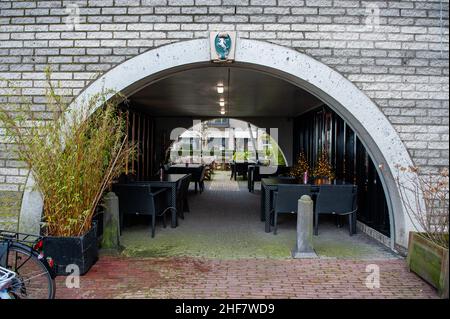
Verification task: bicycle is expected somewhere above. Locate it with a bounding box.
[0,230,56,299]
[0,266,16,299]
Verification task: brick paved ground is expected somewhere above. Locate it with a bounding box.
[55,256,438,299]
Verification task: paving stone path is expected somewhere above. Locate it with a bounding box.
[56,256,438,299]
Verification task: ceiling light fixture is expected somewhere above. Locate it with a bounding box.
[217,83,224,94]
[219,100,225,107]
[220,109,226,115]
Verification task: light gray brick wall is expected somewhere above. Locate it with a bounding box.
[0,0,449,229]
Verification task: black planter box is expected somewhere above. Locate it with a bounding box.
[43,223,99,276]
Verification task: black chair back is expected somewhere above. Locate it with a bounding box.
[113,184,167,216]
[234,162,248,176]
[178,175,191,196]
[275,184,312,213]
[175,176,190,214]
[191,166,203,182]
[199,166,207,181]
[315,185,357,215]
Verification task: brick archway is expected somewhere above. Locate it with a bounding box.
[19,38,418,250]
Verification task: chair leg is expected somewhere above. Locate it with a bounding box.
[195,182,198,193]
[273,212,278,235]
[348,214,353,236]
[162,213,166,228]
[119,213,123,236]
[336,215,343,228]
[179,206,184,219]
[151,214,155,238]
[314,212,319,236]
[184,198,190,212]
[351,213,357,235]
[268,210,272,232]
[178,198,184,219]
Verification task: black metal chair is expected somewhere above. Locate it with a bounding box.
[192,165,203,193]
[231,161,249,181]
[314,185,358,236]
[271,184,312,235]
[247,165,255,192]
[236,162,249,180]
[177,175,191,216]
[199,166,207,193]
[248,165,291,192]
[230,162,236,180]
[113,184,173,238]
[204,164,213,180]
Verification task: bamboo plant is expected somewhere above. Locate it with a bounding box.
[0,69,135,237]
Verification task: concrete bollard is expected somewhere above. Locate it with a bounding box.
[101,192,120,250]
[292,195,318,259]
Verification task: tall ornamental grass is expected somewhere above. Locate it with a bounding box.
[0,70,135,237]
[396,165,449,249]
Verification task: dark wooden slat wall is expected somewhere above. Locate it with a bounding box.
[124,109,154,181]
[293,105,391,237]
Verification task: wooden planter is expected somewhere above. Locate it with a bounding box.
[407,232,449,298]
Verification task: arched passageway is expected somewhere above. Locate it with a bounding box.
[19,38,418,250]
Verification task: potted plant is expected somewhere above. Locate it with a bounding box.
[312,149,335,185]
[0,69,135,275]
[395,166,449,298]
[290,151,310,183]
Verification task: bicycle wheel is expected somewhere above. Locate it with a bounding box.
[5,243,55,299]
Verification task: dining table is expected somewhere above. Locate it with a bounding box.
[260,177,319,233]
[247,164,292,192]
[165,164,204,193]
[134,173,191,228]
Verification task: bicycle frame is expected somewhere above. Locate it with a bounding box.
[0,230,56,279]
[0,266,16,299]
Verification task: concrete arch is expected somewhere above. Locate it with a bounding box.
[19,38,417,250]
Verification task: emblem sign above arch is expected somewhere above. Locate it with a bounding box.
[19,37,420,251]
[210,31,236,62]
